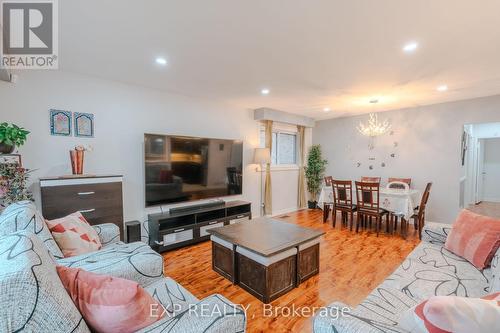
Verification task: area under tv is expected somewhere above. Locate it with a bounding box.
[148,200,252,252]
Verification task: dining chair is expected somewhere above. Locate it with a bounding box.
[388,178,412,188]
[412,182,432,239]
[361,176,381,183]
[355,181,389,236]
[331,180,357,230]
[322,176,334,222]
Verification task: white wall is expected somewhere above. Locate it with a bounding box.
[0,70,304,223]
[313,95,500,224]
[483,138,500,202]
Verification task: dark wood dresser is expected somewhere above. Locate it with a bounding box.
[40,175,124,240]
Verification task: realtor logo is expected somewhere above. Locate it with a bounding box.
[1,0,58,69]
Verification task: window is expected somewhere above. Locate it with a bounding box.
[260,124,297,165]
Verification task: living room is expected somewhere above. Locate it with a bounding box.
[1,1,500,333]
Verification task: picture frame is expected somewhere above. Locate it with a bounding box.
[50,109,72,136]
[74,112,94,138]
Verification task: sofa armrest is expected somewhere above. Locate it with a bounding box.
[421,221,451,245]
[137,294,246,333]
[92,223,120,246]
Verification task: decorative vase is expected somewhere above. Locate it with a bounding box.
[70,150,85,175]
[0,143,15,154]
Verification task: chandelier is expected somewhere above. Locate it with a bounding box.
[357,113,391,137]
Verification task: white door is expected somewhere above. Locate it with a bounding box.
[482,138,500,202]
[475,139,486,204]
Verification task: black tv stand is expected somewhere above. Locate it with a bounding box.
[169,200,224,214]
[148,200,252,253]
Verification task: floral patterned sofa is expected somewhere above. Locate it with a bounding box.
[313,221,500,333]
[0,201,247,332]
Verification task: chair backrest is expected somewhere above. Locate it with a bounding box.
[355,181,381,211]
[361,176,381,183]
[324,176,333,186]
[227,167,242,186]
[416,182,432,238]
[417,182,432,216]
[388,177,412,187]
[332,179,354,208]
[387,181,410,191]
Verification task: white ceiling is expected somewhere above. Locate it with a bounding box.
[59,0,500,119]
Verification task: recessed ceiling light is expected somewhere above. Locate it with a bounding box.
[155,57,167,65]
[323,107,331,112]
[437,85,448,92]
[403,42,418,53]
[261,88,270,95]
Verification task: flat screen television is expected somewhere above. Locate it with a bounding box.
[144,134,243,207]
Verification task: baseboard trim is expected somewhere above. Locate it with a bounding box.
[271,207,300,217]
[482,197,500,203]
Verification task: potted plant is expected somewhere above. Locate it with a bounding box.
[0,163,33,207]
[0,123,30,154]
[305,144,327,209]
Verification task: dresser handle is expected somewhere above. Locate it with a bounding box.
[236,215,245,219]
[154,240,164,246]
[174,228,185,233]
[78,191,95,196]
[78,208,96,213]
[209,221,220,225]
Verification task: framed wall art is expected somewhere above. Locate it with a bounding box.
[50,109,72,136]
[74,112,94,138]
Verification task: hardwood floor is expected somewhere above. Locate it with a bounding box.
[468,201,500,218]
[163,209,420,333]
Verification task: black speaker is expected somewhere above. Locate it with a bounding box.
[125,221,141,243]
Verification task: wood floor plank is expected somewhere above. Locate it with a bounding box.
[163,209,420,333]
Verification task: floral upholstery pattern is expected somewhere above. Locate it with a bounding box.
[314,222,499,333]
[91,222,120,246]
[0,232,90,333]
[0,202,247,332]
[0,200,64,259]
[58,241,164,287]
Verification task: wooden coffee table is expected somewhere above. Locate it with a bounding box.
[207,217,324,303]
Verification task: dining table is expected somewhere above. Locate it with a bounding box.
[318,185,421,220]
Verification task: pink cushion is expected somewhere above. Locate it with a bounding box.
[57,266,164,333]
[399,293,500,333]
[46,212,102,257]
[444,209,500,269]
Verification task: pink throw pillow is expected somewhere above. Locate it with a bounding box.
[57,266,164,333]
[399,293,500,333]
[444,209,500,269]
[46,212,102,257]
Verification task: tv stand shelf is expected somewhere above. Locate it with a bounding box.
[148,200,252,253]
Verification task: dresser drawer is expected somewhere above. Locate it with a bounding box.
[41,182,122,214]
[40,178,124,240]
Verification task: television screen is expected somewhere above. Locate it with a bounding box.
[144,134,243,206]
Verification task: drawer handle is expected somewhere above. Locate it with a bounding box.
[154,240,164,246]
[78,191,95,196]
[209,221,219,225]
[236,215,245,219]
[78,208,96,213]
[174,228,185,233]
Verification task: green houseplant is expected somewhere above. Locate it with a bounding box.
[0,163,33,207]
[0,122,30,154]
[304,144,327,208]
